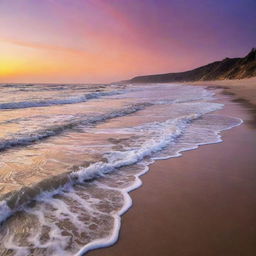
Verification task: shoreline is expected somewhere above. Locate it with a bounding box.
[87,84,256,256]
[189,77,256,104]
[190,77,256,127]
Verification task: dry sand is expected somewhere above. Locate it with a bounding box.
[87,82,256,256]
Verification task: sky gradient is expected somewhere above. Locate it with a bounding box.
[0,0,255,83]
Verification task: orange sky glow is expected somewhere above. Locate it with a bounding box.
[0,0,255,83]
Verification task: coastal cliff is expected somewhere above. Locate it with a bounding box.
[130,48,256,83]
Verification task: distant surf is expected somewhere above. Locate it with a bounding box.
[0,90,123,109]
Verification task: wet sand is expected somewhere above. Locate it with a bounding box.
[191,78,256,128]
[87,90,256,256]
[190,77,256,105]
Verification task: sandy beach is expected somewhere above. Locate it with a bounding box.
[191,77,256,105]
[87,83,256,256]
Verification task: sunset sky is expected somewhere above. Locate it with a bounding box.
[0,0,255,83]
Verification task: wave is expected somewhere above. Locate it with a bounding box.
[0,102,225,222]
[0,111,243,256]
[0,90,122,110]
[0,103,152,152]
[0,113,200,225]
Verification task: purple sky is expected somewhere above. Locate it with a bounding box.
[0,0,255,82]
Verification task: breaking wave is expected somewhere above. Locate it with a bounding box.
[0,90,122,110]
[0,103,152,151]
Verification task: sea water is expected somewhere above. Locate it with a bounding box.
[0,83,241,255]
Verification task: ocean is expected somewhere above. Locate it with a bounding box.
[0,83,241,255]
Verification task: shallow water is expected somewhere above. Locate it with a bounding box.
[0,83,241,255]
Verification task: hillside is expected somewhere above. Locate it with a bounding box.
[130,48,256,83]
